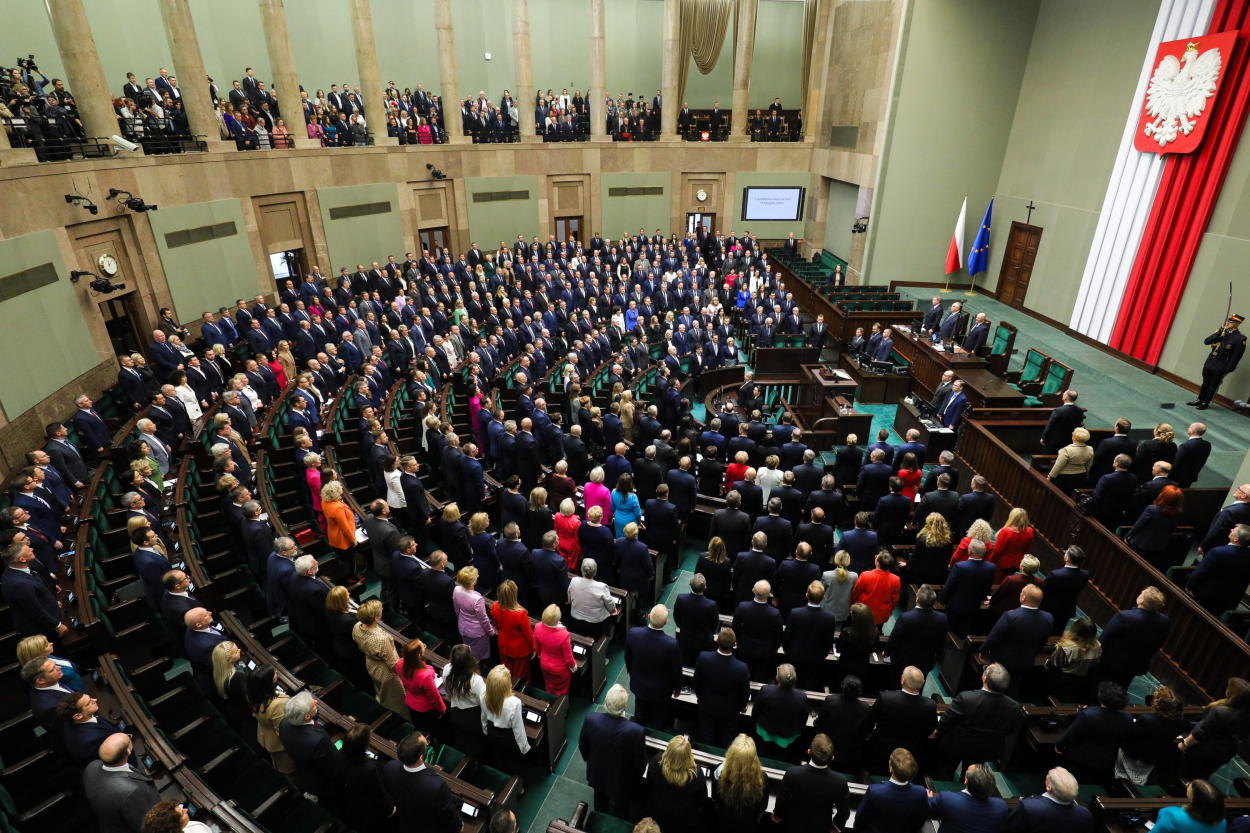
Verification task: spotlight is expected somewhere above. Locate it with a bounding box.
[426,163,447,181]
[107,188,158,212]
[70,269,126,294]
[64,194,98,215]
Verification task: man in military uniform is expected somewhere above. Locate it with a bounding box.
[1191,313,1245,410]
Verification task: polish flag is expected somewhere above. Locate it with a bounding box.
[945,197,966,275]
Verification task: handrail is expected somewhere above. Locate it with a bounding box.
[955,418,1250,698]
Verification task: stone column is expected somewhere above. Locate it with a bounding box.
[589,0,608,141]
[660,0,680,139]
[348,0,383,129]
[46,0,119,141]
[512,0,538,143]
[157,0,229,151]
[802,0,833,144]
[434,0,467,144]
[729,0,758,143]
[257,0,318,147]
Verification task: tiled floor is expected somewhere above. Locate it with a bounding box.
[894,286,1250,487]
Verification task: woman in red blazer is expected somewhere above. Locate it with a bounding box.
[991,508,1036,584]
[850,551,900,626]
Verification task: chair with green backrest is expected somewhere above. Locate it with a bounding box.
[1005,348,1050,392]
[1025,359,1073,407]
[987,322,1017,376]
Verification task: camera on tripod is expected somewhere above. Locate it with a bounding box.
[16,55,38,73]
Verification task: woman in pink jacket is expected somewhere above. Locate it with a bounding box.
[583,466,613,528]
[533,604,576,696]
[453,566,496,660]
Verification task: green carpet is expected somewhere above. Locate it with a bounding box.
[894,286,1249,488]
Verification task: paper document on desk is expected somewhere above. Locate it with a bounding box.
[833,370,851,381]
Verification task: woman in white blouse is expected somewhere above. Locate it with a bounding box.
[171,370,203,420]
[481,664,530,769]
[440,644,487,756]
[383,454,405,511]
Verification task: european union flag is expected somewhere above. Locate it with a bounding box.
[967,198,994,277]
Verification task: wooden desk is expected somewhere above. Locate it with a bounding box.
[892,396,956,463]
[959,369,1028,408]
[754,347,821,375]
[890,326,986,399]
[836,353,911,404]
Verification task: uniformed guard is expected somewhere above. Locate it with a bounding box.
[1191,313,1246,410]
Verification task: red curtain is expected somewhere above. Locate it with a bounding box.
[1110,0,1250,363]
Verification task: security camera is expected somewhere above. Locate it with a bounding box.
[110,134,139,153]
[107,188,158,212]
[64,194,99,215]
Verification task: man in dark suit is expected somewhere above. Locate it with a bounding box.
[809,313,829,351]
[1171,422,1211,488]
[45,422,88,487]
[529,532,570,611]
[938,380,970,429]
[921,297,945,334]
[954,475,995,534]
[753,498,795,563]
[364,500,403,607]
[23,656,76,733]
[936,302,967,342]
[915,473,960,530]
[72,395,111,466]
[857,448,892,510]
[515,419,542,492]
[732,532,776,605]
[240,500,275,581]
[886,586,948,676]
[265,538,297,621]
[666,456,698,518]
[625,605,683,729]
[1131,461,1179,520]
[183,607,227,695]
[391,536,426,620]
[982,584,1053,695]
[1198,484,1250,553]
[159,569,200,646]
[1088,454,1137,530]
[855,748,929,833]
[2,540,65,639]
[710,492,752,559]
[940,539,996,636]
[929,370,955,412]
[1087,417,1135,483]
[893,429,926,472]
[577,684,647,816]
[1187,524,1250,617]
[791,449,824,496]
[1056,682,1132,785]
[961,312,991,355]
[795,506,835,569]
[288,555,331,652]
[56,692,124,765]
[733,579,784,681]
[868,666,937,773]
[674,574,720,666]
[936,665,1021,773]
[279,693,343,804]
[1007,766,1094,833]
[772,734,849,832]
[399,456,432,542]
[381,732,462,833]
[693,627,751,747]
[783,581,837,689]
[922,452,961,494]
[1096,586,1170,689]
[82,733,162,833]
[1041,546,1090,634]
[419,551,458,637]
[1041,390,1085,452]
[839,512,880,574]
[927,764,1009,830]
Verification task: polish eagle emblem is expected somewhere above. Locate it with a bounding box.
[1143,41,1222,148]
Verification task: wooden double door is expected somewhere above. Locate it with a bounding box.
[995,221,1042,308]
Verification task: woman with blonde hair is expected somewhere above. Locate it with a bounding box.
[990,554,1045,614]
[713,734,767,832]
[646,733,711,830]
[1049,427,1094,492]
[725,450,750,493]
[533,603,576,696]
[619,389,637,440]
[950,518,996,566]
[910,512,953,586]
[324,584,370,691]
[453,566,496,660]
[757,455,784,503]
[322,479,360,578]
[126,514,153,551]
[211,641,250,727]
[437,502,473,568]
[696,536,733,612]
[583,467,613,526]
[272,341,295,388]
[992,507,1036,583]
[820,550,858,624]
[396,638,445,734]
[16,635,84,690]
[1133,422,1178,482]
[481,664,531,769]
[554,498,583,569]
[352,599,407,716]
[1045,615,1102,703]
[491,580,535,684]
[468,511,499,593]
[523,486,554,550]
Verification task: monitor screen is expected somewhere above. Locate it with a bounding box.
[742,186,805,222]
